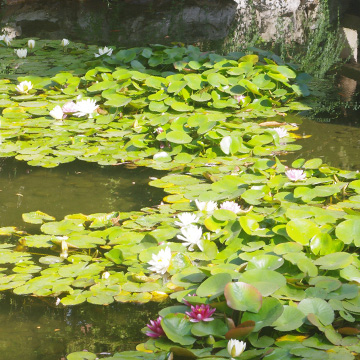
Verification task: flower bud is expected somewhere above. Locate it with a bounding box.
[61,38,69,47]
[28,39,35,49]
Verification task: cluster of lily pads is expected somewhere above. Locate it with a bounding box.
[0,39,360,360]
[0,37,310,169]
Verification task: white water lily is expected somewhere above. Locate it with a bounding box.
[74,99,99,118]
[0,34,11,46]
[15,80,33,94]
[60,239,68,259]
[49,105,64,120]
[102,271,110,279]
[285,169,306,181]
[61,38,70,47]
[27,39,35,49]
[177,225,203,251]
[174,212,199,227]
[273,127,288,138]
[148,247,172,275]
[220,201,242,214]
[15,48,27,58]
[195,199,218,212]
[220,136,232,155]
[94,46,113,58]
[227,339,246,358]
[153,151,170,160]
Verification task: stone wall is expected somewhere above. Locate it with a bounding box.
[0,0,352,48]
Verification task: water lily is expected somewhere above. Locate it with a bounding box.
[49,105,64,120]
[153,151,169,160]
[273,127,288,138]
[14,48,27,58]
[148,247,172,275]
[60,239,68,259]
[27,39,35,49]
[227,339,246,358]
[0,34,11,46]
[220,135,232,155]
[102,271,110,280]
[94,46,113,58]
[174,212,199,227]
[61,38,70,47]
[182,293,196,306]
[195,199,218,212]
[62,101,78,114]
[177,224,203,251]
[285,169,306,181]
[15,80,33,94]
[186,304,216,322]
[155,127,164,134]
[234,94,246,103]
[146,316,165,338]
[74,99,99,118]
[220,201,242,214]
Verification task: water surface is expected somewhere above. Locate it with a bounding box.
[0,159,165,228]
[0,294,162,360]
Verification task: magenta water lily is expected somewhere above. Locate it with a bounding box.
[146,316,165,338]
[185,304,216,323]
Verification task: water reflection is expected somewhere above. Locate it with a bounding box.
[0,294,162,360]
[284,118,360,171]
[0,159,165,228]
[284,79,360,171]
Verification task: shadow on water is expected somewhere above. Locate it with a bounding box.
[0,159,166,228]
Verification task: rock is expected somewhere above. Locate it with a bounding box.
[0,0,352,48]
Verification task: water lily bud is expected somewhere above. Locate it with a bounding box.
[206,335,215,345]
[28,39,35,49]
[102,271,110,280]
[61,38,69,47]
[61,240,68,252]
[227,339,246,358]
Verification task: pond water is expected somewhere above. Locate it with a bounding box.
[0,159,165,228]
[0,294,162,360]
[284,83,360,170]
[1,1,360,359]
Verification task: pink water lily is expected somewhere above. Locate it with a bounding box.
[220,201,242,214]
[273,127,288,138]
[62,101,78,113]
[285,169,306,181]
[186,304,216,322]
[234,94,246,103]
[182,293,196,306]
[146,316,165,338]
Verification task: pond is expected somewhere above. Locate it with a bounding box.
[0,294,162,360]
[1,0,360,359]
[0,158,165,228]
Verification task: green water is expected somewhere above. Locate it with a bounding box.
[0,159,165,228]
[0,295,162,360]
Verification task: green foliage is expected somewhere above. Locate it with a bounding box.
[0,42,311,169]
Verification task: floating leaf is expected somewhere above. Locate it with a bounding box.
[224,281,262,313]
